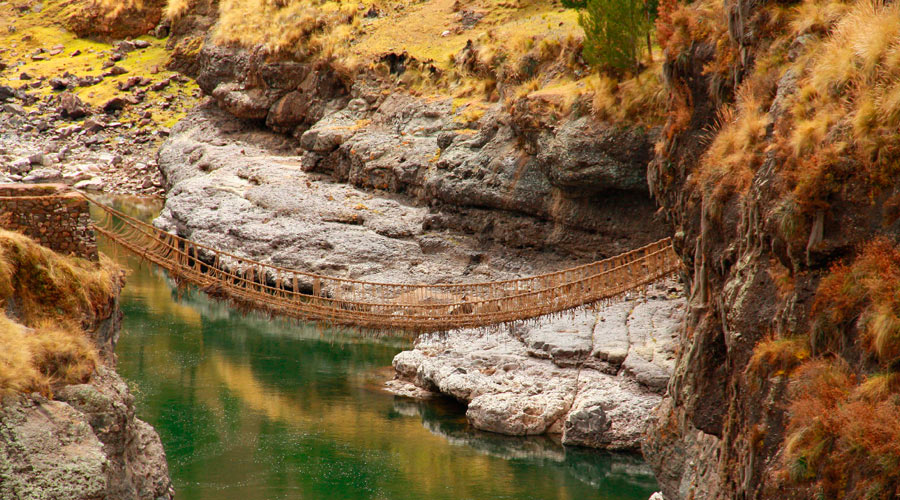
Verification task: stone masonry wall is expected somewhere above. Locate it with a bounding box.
[0,184,97,260]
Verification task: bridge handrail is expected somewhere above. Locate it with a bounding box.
[83,192,681,332]
[81,191,670,289]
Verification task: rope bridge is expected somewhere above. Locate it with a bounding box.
[86,194,681,333]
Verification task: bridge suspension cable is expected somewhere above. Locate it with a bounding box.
[85,194,681,333]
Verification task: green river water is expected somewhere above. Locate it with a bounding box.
[100,197,659,500]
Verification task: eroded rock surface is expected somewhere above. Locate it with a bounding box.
[387,279,684,450]
[0,367,173,500]
[0,276,173,500]
[156,101,611,283]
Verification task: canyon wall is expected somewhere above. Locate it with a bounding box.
[0,230,174,500]
[643,0,900,497]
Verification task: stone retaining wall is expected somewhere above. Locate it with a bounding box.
[0,184,98,260]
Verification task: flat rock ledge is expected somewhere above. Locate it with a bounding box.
[386,279,685,450]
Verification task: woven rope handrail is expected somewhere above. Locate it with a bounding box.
[83,192,681,333]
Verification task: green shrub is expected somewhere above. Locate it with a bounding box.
[576,0,654,71]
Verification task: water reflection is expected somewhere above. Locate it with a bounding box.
[98,196,659,500]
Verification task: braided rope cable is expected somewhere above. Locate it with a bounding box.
[82,192,681,333]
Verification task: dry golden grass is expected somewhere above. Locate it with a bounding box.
[45,0,664,127]
[784,237,900,496]
[0,230,119,327]
[0,319,100,397]
[783,0,900,207]
[855,372,900,402]
[164,0,194,20]
[0,315,39,396]
[698,86,768,199]
[89,0,147,19]
[747,336,809,378]
[789,0,850,37]
[585,64,666,125]
[0,0,200,129]
[0,229,120,397]
[684,0,900,220]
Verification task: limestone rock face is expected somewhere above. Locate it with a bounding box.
[0,277,172,500]
[0,396,108,500]
[155,101,650,285]
[0,368,174,500]
[387,280,685,450]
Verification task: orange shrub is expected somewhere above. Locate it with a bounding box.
[812,238,900,365]
[784,359,900,498]
[747,337,809,378]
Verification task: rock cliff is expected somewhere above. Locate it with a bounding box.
[0,234,174,500]
[643,0,900,497]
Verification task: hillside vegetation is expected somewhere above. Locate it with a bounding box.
[48,0,666,125]
[0,229,122,398]
[0,0,199,127]
[647,0,900,496]
[207,0,664,123]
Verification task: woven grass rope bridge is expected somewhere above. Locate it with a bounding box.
[86,193,681,333]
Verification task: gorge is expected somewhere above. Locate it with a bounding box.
[4,0,900,498]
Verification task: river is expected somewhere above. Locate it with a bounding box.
[98,196,659,500]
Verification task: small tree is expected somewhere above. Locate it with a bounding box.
[578,0,651,71]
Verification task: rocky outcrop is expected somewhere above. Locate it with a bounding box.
[302,94,663,257]
[0,368,173,500]
[161,10,669,259]
[0,272,174,500]
[156,101,570,283]
[0,61,192,196]
[156,97,667,278]
[387,280,684,450]
[155,100,660,284]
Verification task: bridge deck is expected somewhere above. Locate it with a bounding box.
[86,194,681,333]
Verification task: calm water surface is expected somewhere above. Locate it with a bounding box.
[100,197,659,500]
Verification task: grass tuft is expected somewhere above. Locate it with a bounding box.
[0,229,121,397]
[748,336,809,378]
[782,359,900,498]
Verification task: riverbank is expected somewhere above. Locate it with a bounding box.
[0,229,174,500]
[387,278,683,449]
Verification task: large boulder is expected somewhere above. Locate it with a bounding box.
[64,0,166,39]
[388,283,684,450]
[211,82,273,121]
[536,117,656,194]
